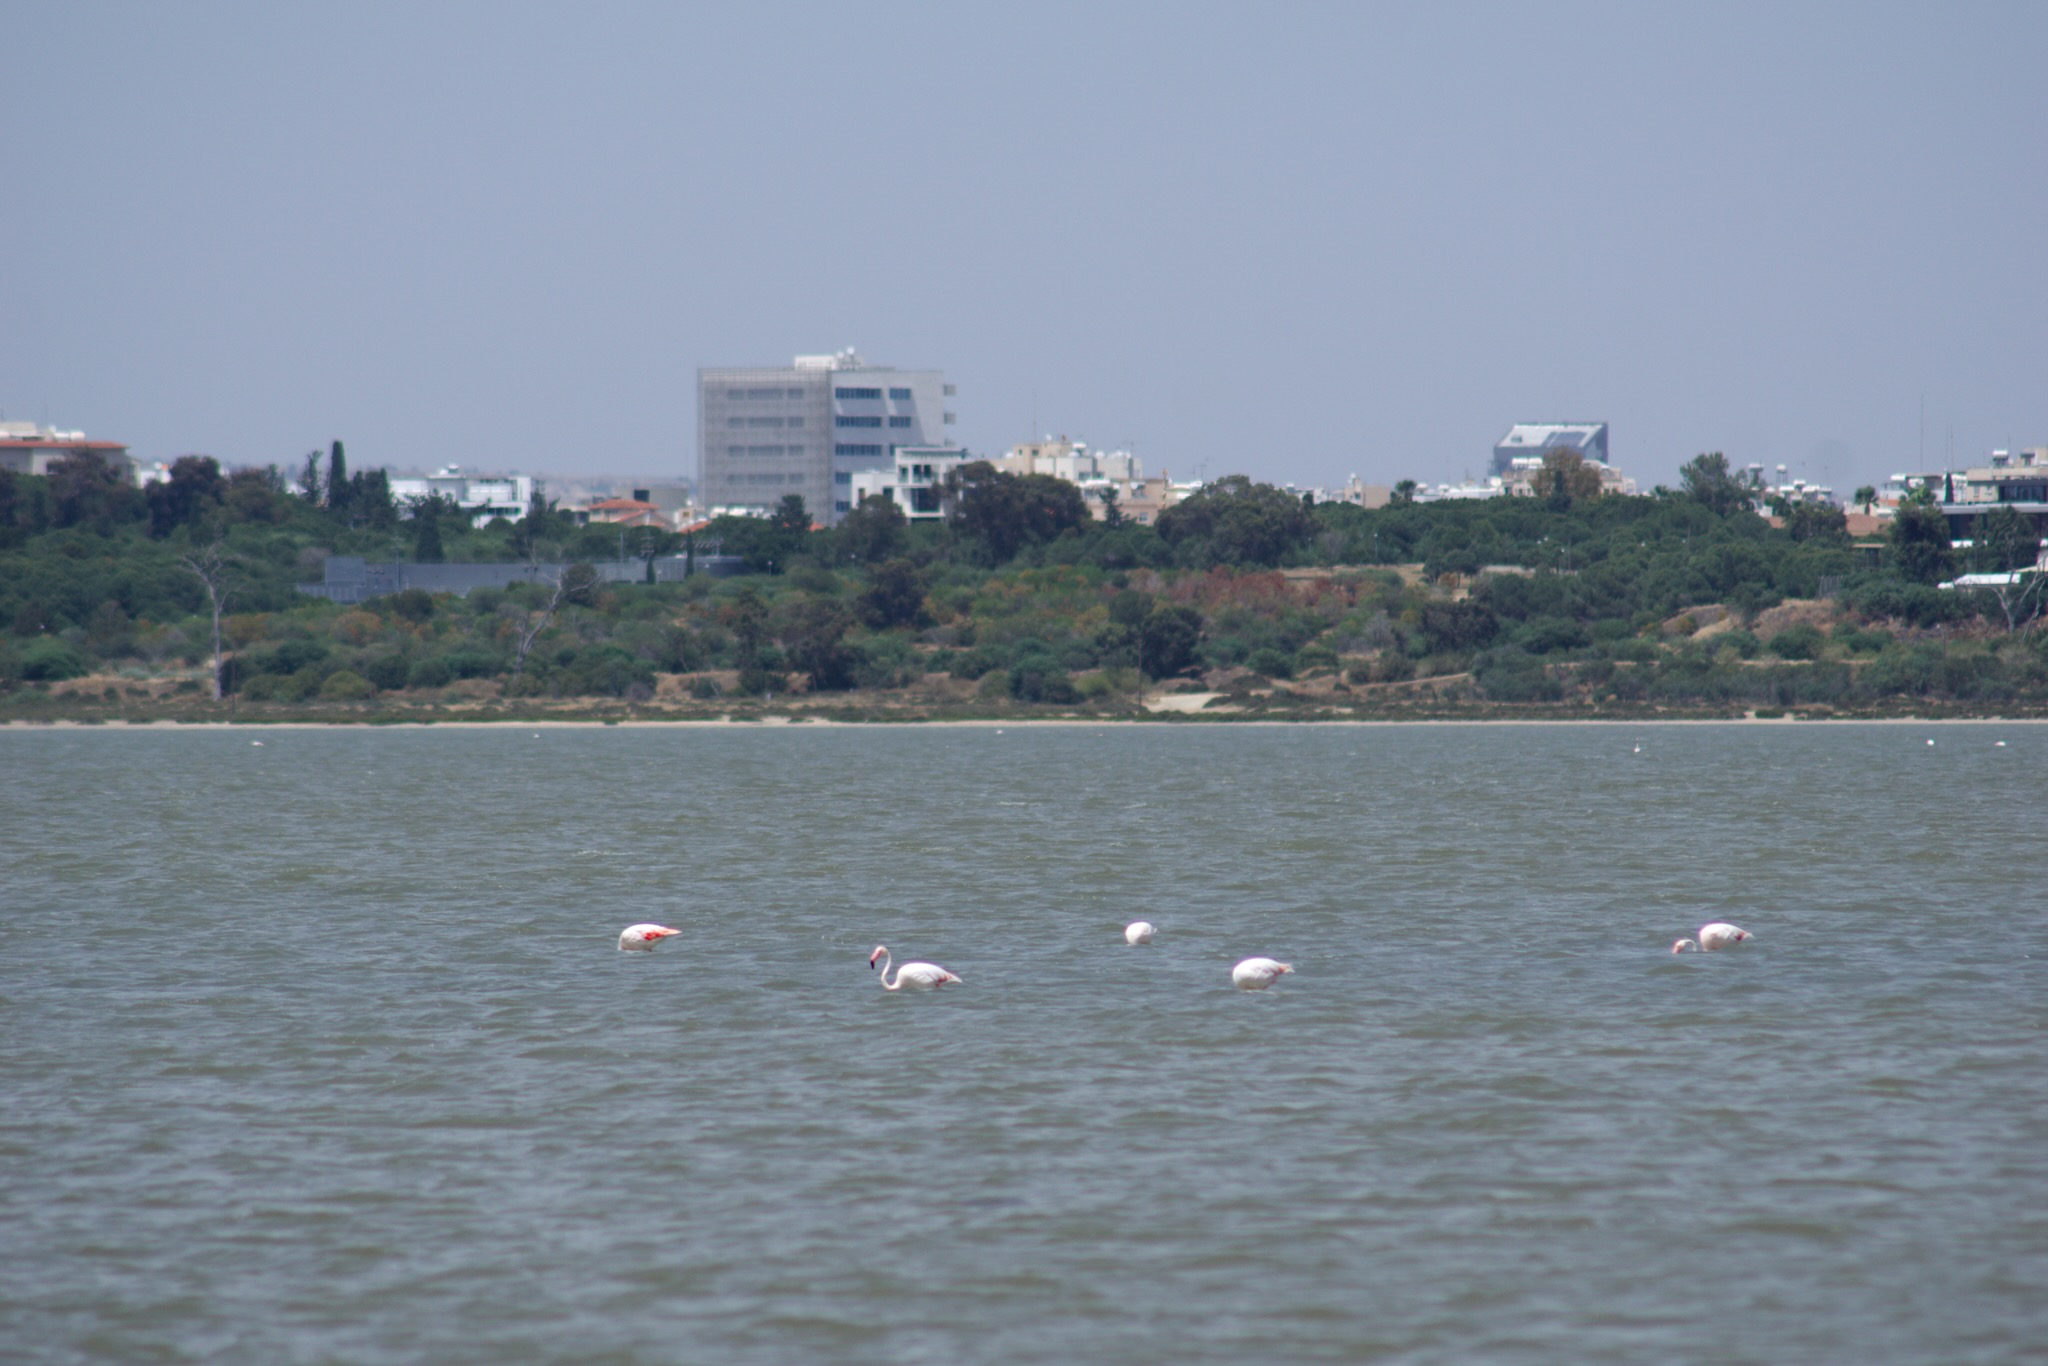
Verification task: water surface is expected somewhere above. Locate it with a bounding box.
[3,723,2044,1363]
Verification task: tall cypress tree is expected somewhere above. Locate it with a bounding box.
[326,441,349,514]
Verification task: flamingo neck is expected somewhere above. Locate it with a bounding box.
[875,949,898,989]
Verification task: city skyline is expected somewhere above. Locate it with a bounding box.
[3,3,2043,495]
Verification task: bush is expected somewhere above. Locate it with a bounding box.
[1719,630,1761,659]
[386,588,435,622]
[1244,647,1293,679]
[318,670,374,700]
[557,644,656,697]
[443,649,501,680]
[1008,660,1079,703]
[19,639,91,682]
[1475,647,1562,702]
[1293,644,1340,676]
[1767,623,1825,660]
[1517,615,1590,654]
[406,656,456,689]
[364,653,410,691]
[689,676,722,700]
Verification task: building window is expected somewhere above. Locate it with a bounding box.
[833,471,852,484]
[834,386,882,400]
[888,416,912,428]
[835,443,883,457]
[889,387,912,400]
[786,417,803,428]
[834,500,850,513]
[836,415,882,428]
[787,387,805,399]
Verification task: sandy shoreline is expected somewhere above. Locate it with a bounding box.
[6,715,2043,731]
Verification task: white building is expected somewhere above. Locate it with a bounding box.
[698,349,958,524]
[386,467,535,527]
[0,421,138,482]
[847,446,972,521]
[1492,422,1609,477]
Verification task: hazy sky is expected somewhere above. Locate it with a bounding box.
[4,2,2043,495]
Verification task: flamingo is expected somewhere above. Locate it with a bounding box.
[1671,922,1753,953]
[1125,921,1156,945]
[1231,957,1294,990]
[618,923,682,952]
[869,945,962,989]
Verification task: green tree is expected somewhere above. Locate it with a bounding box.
[297,450,323,504]
[857,558,927,629]
[1153,475,1315,567]
[834,492,908,565]
[1531,448,1604,508]
[1975,504,2038,573]
[1678,452,1758,518]
[946,462,1091,564]
[782,598,856,690]
[145,455,226,538]
[47,450,141,531]
[1890,490,1956,585]
[1139,604,1203,677]
[409,494,454,562]
[1781,500,1847,544]
[1853,485,1878,515]
[325,441,348,515]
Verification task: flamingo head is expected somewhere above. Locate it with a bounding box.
[1277,963,1295,975]
[869,945,886,969]
[1734,929,1753,943]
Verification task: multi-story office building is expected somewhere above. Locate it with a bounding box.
[697,348,955,522]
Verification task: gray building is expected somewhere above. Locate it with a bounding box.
[697,348,955,523]
[1492,422,1609,477]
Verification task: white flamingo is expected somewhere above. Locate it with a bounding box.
[869,945,962,989]
[1671,922,1753,953]
[1124,921,1156,945]
[618,923,682,952]
[1231,957,1294,990]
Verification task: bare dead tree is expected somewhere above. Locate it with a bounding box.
[180,540,234,700]
[511,568,571,682]
[1983,570,2048,636]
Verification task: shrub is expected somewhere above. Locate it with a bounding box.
[1293,644,1340,676]
[1719,630,1761,659]
[1475,647,1562,702]
[1517,615,1590,654]
[386,588,435,622]
[406,656,456,689]
[1245,647,1293,679]
[318,670,374,700]
[364,653,410,691]
[557,644,655,697]
[1008,660,1079,703]
[19,639,90,682]
[443,650,501,680]
[689,676,722,700]
[1767,623,1825,660]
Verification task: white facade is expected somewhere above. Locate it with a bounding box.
[1492,422,1609,477]
[387,467,535,527]
[847,446,972,521]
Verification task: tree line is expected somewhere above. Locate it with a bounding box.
[3,444,2045,710]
